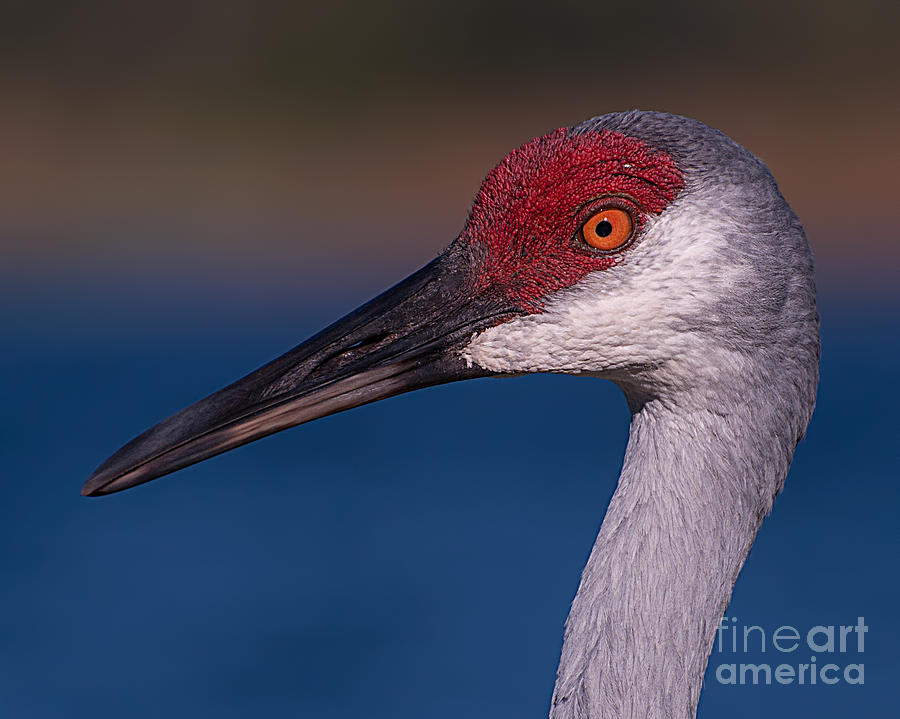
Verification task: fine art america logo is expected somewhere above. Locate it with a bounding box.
[712,617,867,686]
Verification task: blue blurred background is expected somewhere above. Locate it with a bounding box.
[2,1,898,716]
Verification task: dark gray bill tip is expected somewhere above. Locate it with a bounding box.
[82,469,141,497]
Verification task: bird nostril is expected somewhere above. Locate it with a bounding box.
[294,334,387,386]
[344,331,393,355]
[314,330,396,376]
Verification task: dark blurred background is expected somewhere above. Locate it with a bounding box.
[2,1,898,717]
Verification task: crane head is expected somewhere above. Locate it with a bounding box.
[83,111,817,497]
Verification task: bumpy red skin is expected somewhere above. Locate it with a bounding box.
[461,128,685,313]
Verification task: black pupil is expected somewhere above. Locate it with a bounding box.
[595,220,613,237]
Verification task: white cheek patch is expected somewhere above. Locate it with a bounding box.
[460,191,753,389]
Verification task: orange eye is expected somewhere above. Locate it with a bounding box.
[580,207,634,252]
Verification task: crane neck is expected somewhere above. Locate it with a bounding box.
[550,387,802,719]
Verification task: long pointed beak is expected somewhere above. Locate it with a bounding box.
[82,250,516,497]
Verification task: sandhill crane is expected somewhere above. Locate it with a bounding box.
[83,111,819,719]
